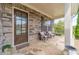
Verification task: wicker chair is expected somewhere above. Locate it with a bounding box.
[47,31,55,38]
[38,32,48,41]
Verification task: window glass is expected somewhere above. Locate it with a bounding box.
[15,10,27,35]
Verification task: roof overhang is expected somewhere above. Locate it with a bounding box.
[22,3,79,19]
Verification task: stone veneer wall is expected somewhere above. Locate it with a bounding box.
[0,3,51,48]
[28,13,41,43]
[0,4,12,53]
[0,4,12,46]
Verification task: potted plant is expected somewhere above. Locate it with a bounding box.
[2,44,12,55]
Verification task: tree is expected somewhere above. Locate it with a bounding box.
[74,8,79,39]
[54,20,64,35]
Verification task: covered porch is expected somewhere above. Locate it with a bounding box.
[0,3,79,55]
[17,3,79,55]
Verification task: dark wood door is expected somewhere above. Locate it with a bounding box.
[14,9,28,45]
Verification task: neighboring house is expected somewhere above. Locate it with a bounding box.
[0,3,54,50]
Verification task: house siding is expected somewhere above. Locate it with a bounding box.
[0,4,12,46]
[0,3,52,49]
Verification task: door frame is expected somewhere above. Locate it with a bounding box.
[12,7,29,47]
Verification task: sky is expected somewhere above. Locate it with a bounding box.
[54,15,77,26]
[72,15,77,26]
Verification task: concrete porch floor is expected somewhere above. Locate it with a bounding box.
[17,36,65,55]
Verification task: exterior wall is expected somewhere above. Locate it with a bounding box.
[0,4,12,46]
[28,13,41,43]
[0,3,52,49]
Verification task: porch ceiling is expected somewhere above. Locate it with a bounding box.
[22,3,79,19]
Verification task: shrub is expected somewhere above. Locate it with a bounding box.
[2,44,12,52]
[74,8,79,39]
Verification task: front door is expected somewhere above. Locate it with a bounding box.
[14,9,28,45]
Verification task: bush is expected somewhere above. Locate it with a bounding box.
[74,9,79,39]
[2,44,12,52]
[54,20,64,35]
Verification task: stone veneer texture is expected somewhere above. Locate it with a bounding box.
[0,3,51,48]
